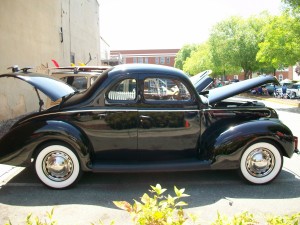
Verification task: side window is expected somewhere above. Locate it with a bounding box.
[144,78,191,101]
[107,79,136,101]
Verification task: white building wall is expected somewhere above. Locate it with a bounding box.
[0,0,101,120]
[0,0,62,73]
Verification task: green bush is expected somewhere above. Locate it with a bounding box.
[4,209,57,225]
[113,184,191,225]
[266,212,300,225]
[211,211,257,225]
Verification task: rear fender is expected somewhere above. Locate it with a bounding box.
[0,120,92,170]
[199,119,295,169]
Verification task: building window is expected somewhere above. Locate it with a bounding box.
[278,74,283,81]
[160,57,165,64]
[138,57,143,63]
[166,57,170,64]
[70,52,75,64]
[144,57,148,64]
[155,57,159,64]
[133,57,137,63]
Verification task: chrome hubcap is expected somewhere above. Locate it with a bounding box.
[246,148,275,178]
[42,151,74,182]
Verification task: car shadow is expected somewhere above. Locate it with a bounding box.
[0,164,299,209]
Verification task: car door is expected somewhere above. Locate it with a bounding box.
[86,76,139,161]
[138,74,201,161]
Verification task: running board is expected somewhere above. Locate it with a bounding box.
[91,159,211,173]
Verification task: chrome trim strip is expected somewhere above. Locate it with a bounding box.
[21,109,200,123]
[212,113,236,116]
[51,109,199,114]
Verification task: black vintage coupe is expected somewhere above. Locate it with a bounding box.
[0,64,298,189]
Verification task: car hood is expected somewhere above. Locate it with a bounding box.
[0,72,75,101]
[207,75,279,104]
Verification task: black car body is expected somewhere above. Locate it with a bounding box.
[0,64,298,189]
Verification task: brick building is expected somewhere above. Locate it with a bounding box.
[226,66,297,82]
[104,49,180,67]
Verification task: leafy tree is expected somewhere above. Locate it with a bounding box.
[257,13,300,70]
[182,42,213,75]
[282,0,300,17]
[283,0,300,7]
[174,44,197,70]
[208,16,267,79]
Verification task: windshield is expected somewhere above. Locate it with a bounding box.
[189,70,213,93]
[291,84,300,89]
[190,70,211,85]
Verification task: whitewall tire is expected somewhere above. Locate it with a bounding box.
[35,144,81,189]
[240,142,282,184]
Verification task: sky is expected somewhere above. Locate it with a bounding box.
[99,0,283,50]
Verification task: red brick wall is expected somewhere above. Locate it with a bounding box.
[111,49,179,67]
[225,68,291,82]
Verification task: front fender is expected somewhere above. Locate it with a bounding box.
[0,120,91,169]
[199,118,295,169]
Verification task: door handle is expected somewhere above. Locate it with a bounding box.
[139,115,152,120]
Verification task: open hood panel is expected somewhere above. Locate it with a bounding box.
[0,72,75,101]
[207,75,279,104]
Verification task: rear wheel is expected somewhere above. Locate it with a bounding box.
[291,92,296,99]
[35,143,81,189]
[240,141,282,184]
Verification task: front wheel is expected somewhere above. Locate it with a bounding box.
[240,141,282,184]
[35,144,81,189]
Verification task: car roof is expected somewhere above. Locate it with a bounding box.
[108,64,190,80]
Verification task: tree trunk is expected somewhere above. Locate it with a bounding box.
[244,70,252,80]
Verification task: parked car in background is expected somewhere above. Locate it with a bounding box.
[50,66,111,91]
[264,82,293,96]
[0,64,298,189]
[287,83,300,99]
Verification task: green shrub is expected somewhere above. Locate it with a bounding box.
[266,212,300,225]
[5,209,57,225]
[211,211,257,225]
[113,184,191,225]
